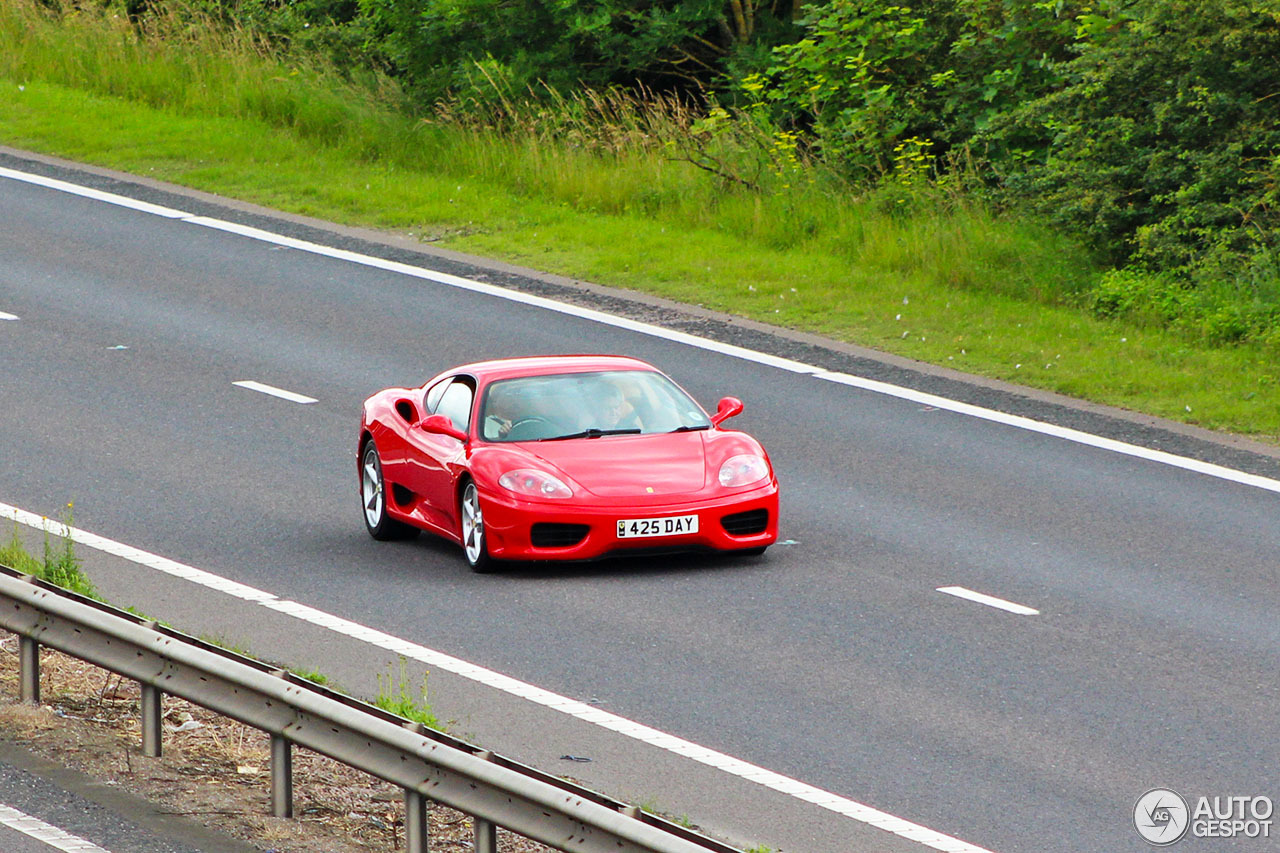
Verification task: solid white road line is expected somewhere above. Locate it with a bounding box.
[0,501,994,853]
[937,586,1040,616]
[232,380,317,405]
[0,166,190,219]
[0,312,19,321]
[815,371,1280,496]
[0,804,114,853]
[4,163,1278,497]
[186,216,821,375]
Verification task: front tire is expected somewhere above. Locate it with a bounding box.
[361,441,417,541]
[460,481,496,573]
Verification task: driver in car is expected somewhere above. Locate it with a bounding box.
[482,386,524,440]
[586,381,643,431]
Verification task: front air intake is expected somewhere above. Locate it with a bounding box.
[530,523,590,548]
[721,509,768,536]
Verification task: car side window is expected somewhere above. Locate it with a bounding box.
[424,378,450,413]
[435,379,475,432]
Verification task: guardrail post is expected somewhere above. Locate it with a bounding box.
[402,720,429,852]
[19,635,39,704]
[268,670,294,819]
[405,789,429,853]
[474,751,497,853]
[474,815,497,853]
[271,734,293,818]
[140,683,162,756]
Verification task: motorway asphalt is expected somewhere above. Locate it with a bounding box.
[2,147,1278,853]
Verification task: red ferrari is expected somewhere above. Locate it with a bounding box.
[358,355,779,571]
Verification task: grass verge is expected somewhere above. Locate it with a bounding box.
[0,1,1276,441]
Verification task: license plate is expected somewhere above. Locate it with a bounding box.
[616,514,699,539]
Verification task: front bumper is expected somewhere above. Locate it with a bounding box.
[479,482,778,561]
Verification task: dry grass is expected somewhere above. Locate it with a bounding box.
[0,635,553,853]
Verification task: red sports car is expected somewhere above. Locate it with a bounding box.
[358,355,778,571]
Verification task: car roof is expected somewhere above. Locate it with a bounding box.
[447,355,660,383]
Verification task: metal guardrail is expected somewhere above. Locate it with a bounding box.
[0,565,743,853]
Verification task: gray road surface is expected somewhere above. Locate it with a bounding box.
[2,149,1278,853]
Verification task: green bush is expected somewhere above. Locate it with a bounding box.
[743,0,1080,177]
[1086,262,1280,346]
[1087,268,1192,324]
[355,0,798,103]
[994,0,1280,271]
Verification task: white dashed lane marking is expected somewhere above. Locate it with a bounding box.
[937,586,1040,616]
[232,380,318,405]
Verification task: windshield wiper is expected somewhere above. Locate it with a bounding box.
[541,428,642,441]
[668,424,710,433]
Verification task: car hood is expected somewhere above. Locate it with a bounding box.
[521,432,709,497]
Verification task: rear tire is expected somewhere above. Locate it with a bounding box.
[460,480,496,573]
[361,441,417,541]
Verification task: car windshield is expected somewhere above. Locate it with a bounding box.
[479,370,711,442]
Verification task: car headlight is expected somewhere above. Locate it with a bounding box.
[498,469,573,499]
[718,454,769,488]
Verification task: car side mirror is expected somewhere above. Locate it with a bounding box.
[419,413,469,443]
[710,396,744,427]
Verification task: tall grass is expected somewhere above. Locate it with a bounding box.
[427,77,1097,302]
[0,0,1096,305]
[0,1,396,144]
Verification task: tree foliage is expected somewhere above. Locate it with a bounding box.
[986,0,1280,342]
[994,0,1280,272]
[742,0,1081,175]
[355,0,798,101]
